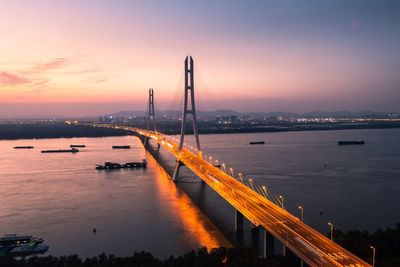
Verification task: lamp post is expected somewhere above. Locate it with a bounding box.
[370,246,375,267]
[298,206,304,222]
[222,163,226,172]
[238,173,244,183]
[328,222,334,241]
[279,195,284,209]
[262,185,267,198]
[248,179,254,190]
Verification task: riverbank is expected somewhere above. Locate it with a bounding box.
[1,224,399,267]
[0,247,291,267]
[2,121,400,140]
[0,124,130,140]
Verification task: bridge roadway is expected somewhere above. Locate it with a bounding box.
[124,127,371,267]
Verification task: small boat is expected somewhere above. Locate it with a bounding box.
[96,159,147,170]
[112,145,131,149]
[249,141,265,145]
[8,242,49,256]
[338,140,365,145]
[41,148,79,153]
[70,144,85,148]
[0,234,48,256]
[0,234,32,246]
[13,146,34,149]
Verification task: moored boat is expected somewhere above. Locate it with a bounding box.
[249,141,265,145]
[0,234,48,256]
[338,140,365,145]
[70,144,85,148]
[112,145,131,149]
[96,159,147,170]
[41,148,79,153]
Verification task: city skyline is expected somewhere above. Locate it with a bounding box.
[1,0,400,117]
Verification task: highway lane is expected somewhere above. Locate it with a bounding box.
[131,128,371,267]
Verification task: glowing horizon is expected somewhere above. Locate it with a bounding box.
[1,0,399,117]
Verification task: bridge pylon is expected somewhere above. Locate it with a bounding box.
[172,56,202,181]
[144,88,159,149]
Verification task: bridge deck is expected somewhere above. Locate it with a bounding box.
[132,128,371,267]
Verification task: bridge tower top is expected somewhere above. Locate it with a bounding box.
[172,56,201,181]
[146,88,157,133]
[178,56,201,156]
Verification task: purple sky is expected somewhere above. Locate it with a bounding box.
[0,0,399,117]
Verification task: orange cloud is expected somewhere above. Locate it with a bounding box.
[0,72,31,86]
[33,57,67,71]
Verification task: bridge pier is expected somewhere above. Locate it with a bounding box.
[263,229,275,259]
[234,209,244,232]
[144,138,150,149]
[250,223,259,232]
[172,161,182,181]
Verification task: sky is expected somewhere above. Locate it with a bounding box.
[0,0,399,117]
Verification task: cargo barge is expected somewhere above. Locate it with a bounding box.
[96,159,147,170]
[41,148,79,153]
[338,140,365,145]
[70,144,85,148]
[249,141,265,145]
[112,145,131,149]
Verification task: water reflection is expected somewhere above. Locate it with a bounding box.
[148,151,231,249]
[0,136,230,258]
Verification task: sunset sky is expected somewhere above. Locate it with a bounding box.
[1,0,399,117]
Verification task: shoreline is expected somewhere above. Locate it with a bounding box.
[1,122,400,140]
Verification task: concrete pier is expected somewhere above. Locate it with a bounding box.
[263,228,275,259]
[235,209,244,232]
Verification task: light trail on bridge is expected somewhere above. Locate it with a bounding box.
[109,125,371,267]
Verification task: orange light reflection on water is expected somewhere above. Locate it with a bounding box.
[147,152,231,250]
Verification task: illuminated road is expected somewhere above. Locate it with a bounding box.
[122,126,371,267]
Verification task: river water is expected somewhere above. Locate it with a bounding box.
[0,129,399,258]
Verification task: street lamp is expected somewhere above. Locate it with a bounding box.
[371,246,375,267]
[328,222,334,241]
[229,167,234,177]
[262,185,267,198]
[248,179,254,190]
[279,195,284,209]
[238,173,244,183]
[298,206,304,222]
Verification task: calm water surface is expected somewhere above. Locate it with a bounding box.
[0,136,230,258]
[1,129,399,257]
[177,128,400,236]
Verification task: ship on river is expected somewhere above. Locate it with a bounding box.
[0,234,48,256]
[41,148,79,153]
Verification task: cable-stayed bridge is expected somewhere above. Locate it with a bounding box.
[102,56,372,267]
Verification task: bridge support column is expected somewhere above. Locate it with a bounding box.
[234,209,244,232]
[144,88,158,149]
[172,56,201,182]
[263,229,275,259]
[144,138,150,149]
[251,223,259,232]
[172,161,183,181]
